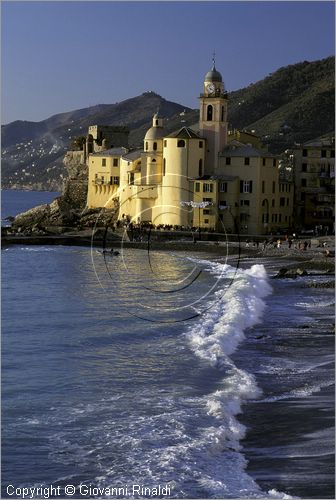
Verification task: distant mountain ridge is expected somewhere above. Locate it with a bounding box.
[2,56,334,191]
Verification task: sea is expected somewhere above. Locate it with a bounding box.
[2,190,335,499]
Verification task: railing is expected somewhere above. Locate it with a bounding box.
[199,92,228,99]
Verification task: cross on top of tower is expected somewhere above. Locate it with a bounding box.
[212,50,216,68]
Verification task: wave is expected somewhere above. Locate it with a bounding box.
[182,263,292,498]
[258,379,334,403]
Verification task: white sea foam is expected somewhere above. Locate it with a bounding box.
[182,262,286,498]
[186,263,272,366]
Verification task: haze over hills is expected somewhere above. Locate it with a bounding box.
[2,56,334,191]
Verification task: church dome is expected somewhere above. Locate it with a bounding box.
[204,64,222,83]
[144,113,165,140]
[144,126,165,141]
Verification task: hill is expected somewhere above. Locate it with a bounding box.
[2,56,334,191]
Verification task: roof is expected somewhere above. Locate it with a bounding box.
[204,64,223,83]
[166,127,202,139]
[90,147,128,157]
[144,126,165,141]
[220,144,277,158]
[302,137,335,148]
[194,174,239,182]
[122,149,142,161]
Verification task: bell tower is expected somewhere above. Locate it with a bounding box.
[199,56,228,173]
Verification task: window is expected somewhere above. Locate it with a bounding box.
[195,182,200,192]
[219,200,227,207]
[273,159,276,167]
[177,139,185,148]
[155,119,159,126]
[219,182,227,192]
[152,158,156,162]
[203,198,212,203]
[203,209,210,215]
[129,173,134,185]
[112,176,119,185]
[221,106,225,122]
[164,140,167,147]
[153,142,157,151]
[244,157,250,166]
[262,158,266,166]
[240,180,253,193]
[321,150,326,158]
[198,159,203,177]
[301,178,307,187]
[240,200,250,206]
[302,149,307,157]
[272,199,275,207]
[262,180,265,193]
[145,141,149,151]
[199,141,203,148]
[331,150,335,158]
[226,157,231,165]
[272,181,275,194]
[163,158,166,176]
[302,163,307,172]
[203,183,213,193]
[279,214,282,222]
[113,158,119,167]
[207,105,213,121]
[288,184,291,192]
[280,197,285,207]
[102,159,106,166]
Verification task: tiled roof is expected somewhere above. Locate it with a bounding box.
[90,147,128,157]
[220,145,276,158]
[167,127,202,139]
[122,149,142,161]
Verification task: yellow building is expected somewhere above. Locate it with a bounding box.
[86,61,294,235]
[292,137,335,233]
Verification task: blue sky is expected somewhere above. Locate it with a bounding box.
[2,1,335,124]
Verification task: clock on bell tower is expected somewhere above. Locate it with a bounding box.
[199,57,228,174]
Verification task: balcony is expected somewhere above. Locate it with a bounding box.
[199,91,228,99]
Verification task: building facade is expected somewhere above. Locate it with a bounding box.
[292,137,335,234]
[85,62,294,235]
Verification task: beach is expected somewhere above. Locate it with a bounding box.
[2,191,335,499]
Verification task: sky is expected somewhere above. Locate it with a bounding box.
[1,1,335,124]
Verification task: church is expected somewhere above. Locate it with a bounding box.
[85,61,293,235]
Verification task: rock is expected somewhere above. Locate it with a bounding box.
[305,281,335,288]
[296,268,308,276]
[273,268,297,279]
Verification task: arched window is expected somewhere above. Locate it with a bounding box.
[153,142,157,151]
[145,141,149,151]
[198,159,203,177]
[177,139,185,148]
[207,105,213,121]
[221,106,225,122]
[163,158,166,176]
[155,119,159,126]
[152,158,156,162]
